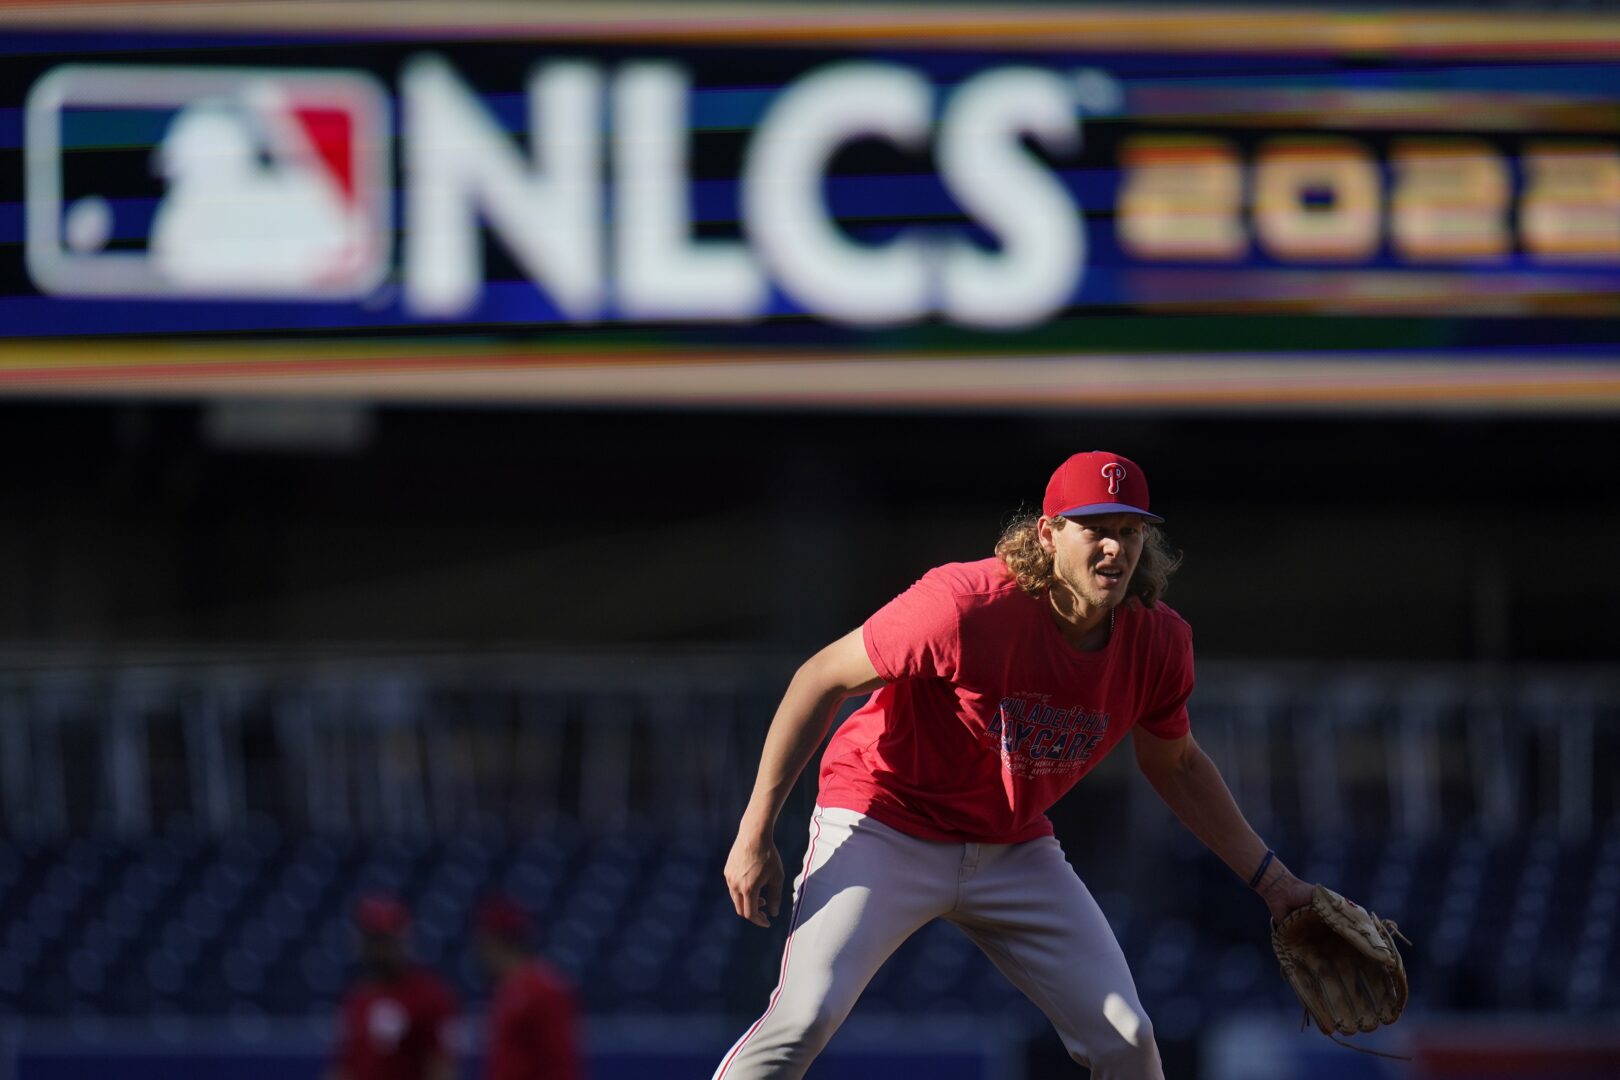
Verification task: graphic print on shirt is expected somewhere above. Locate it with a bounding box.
[985,693,1111,778]
[367,998,408,1050]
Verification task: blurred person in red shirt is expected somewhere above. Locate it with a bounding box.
[330,895,459,1080]
[473,894,583,1080]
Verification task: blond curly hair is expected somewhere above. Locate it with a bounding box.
[994,513,1182,607]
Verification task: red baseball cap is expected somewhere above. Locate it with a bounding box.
[355,895,411,937]
[1042,451,1164,523]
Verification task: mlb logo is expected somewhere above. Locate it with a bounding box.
[26,66,391,300]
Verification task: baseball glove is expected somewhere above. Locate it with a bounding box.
[1271,885,1410,1054]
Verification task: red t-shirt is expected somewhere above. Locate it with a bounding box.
[487,961,582,1080]
[818,557,1194,844]
[336,966,458,1080]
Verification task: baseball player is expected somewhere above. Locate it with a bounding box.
[714,451,1317,1079]
[330,895,459,1080]
[472,894,584,1080]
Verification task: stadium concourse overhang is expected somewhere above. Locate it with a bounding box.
[7,0,1620,409]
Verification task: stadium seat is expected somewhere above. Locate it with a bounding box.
[3,822,1616,1021]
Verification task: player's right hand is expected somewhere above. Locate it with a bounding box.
[723,832,784,928]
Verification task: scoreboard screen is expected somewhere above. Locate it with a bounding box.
[4,3,1620,407]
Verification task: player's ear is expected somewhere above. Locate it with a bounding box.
[1036,515,1059,554]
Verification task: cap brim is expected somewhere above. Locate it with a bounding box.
[1055,502,1165,524]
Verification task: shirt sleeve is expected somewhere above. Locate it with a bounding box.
[861,567,965,684]
[1136,617,1194,740]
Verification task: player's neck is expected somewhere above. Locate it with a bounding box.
[1047,586,1114,651]
[490,951,527,980]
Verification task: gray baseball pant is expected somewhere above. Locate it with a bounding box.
[712,805,1164,1079]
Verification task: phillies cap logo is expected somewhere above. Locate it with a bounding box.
[1100,461,1127,495]
[26,65,391,300]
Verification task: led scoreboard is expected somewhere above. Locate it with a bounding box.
[3,4,1620,406]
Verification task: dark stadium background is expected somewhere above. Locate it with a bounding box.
[2,400,1614,1078]
[2,404,1614,664]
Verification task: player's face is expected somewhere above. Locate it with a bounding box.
[360,932,407,976]
[1046,513,1147,609]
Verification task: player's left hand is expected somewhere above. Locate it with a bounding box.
[1270,884,1410,1050]
[1260,872,1316,923]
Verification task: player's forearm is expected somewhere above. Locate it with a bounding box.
[738,668,848,837]
[1144,743,1304,897]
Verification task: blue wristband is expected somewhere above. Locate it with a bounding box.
[1248,849,1276,890]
